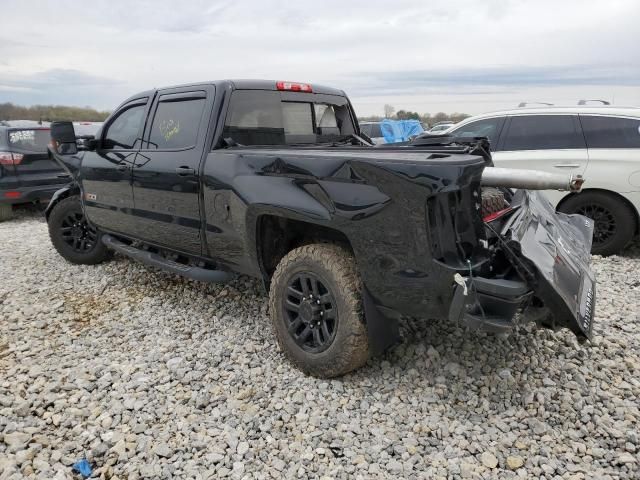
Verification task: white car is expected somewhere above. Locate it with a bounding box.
[446,105,640,255]
[426,122,455,134]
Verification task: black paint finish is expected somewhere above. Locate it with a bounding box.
[47,79,597,343]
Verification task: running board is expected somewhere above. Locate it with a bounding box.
[101,234,233,283]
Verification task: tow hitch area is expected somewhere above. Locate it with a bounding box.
[450,190,596,340]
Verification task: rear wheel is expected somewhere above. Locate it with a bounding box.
[0,204,12,222]
[269,244,370,378]
[558,191,636,256]
[48,196,111,264]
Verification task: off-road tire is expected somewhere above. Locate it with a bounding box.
[481,187,508,217]
[0,204,12,222]
[48,195,112,265]
[269,244,370,378]
[558,191,636,256]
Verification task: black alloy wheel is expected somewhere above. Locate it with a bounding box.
[575,204,616,247]
[283,272,338,353]
[60,210,98,253]
[558,191,637,256]
[268,244,370,378]
[48,195,111,265]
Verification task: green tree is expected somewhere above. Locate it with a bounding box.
[0,103,111,122]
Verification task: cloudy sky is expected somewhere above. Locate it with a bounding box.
[1,0,639,116]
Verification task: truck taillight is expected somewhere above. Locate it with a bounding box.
[483,207,513,223]
[276,81,312,93]
[0,152,23,165]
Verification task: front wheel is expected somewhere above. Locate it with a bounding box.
[269,244,370,378]
[48,196,112,265]
[558,191,637,256]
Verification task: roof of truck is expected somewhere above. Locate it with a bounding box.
[118,79,347,107]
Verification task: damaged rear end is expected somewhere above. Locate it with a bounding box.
[447,173,596,340]
[414,137,596,341]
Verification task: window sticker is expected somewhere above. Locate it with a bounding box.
[159,119,180,141]
[9,130,35,144]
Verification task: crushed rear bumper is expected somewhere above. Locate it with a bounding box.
[449,190,596,339]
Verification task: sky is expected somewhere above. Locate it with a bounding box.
[1,0,639,117]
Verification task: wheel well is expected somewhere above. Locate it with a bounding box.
[257,215,353,279]
[557,188,640,234]
[44,187,80,221]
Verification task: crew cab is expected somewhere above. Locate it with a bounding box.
[46,80,596,377]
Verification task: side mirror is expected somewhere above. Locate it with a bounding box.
[77,137,98,151]
[50,121,78,155]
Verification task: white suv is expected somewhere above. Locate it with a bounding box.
[446,106,640,255]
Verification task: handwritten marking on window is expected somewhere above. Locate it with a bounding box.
[159,119,180,141]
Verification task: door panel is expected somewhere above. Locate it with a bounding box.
[81,150,135,231]
[80,99,149,233]
[130,88,212,255]
[493,114,589,176]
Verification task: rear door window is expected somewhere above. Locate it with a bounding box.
[147,93,207,150]
[502,115,584,151]
[102,104,146,150]
[580,115,640,148]
[8,129,50,152]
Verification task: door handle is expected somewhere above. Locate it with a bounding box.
[553,163,580,169]
[175,166,196,176]
[116,162,129,171]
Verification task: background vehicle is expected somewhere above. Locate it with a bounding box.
[46,80,595,378]
[439,106,640,255]
[73,121,103,149]
[0,120,69,221]
[426,122,455,134]
[359,121,385,144]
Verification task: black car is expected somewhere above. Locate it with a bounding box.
[46,80,596,378]
[0,120,70,221]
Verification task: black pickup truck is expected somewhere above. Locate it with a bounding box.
[46,80,596,377]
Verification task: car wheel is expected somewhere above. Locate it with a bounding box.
[48,195,112,265]
[269,243,370,378]
[0,203,12,222]
[558,191,637,256]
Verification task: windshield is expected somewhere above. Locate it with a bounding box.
[8,128,50,152]
[223,90,355,146]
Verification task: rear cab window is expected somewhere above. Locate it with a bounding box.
[580,115,640,148]
[222,90,355,146]
[501,115,584,151]
[8,129,50,152]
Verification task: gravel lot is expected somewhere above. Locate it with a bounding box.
[1,205,639,480]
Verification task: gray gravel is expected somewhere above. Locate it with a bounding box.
[1,205,639,480]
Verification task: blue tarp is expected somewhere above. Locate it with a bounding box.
[380,119,424,143]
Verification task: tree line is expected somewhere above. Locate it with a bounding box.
[0,103,111,122]
[359,104,470,126]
